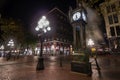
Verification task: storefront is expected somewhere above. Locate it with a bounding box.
[41,40,72,55]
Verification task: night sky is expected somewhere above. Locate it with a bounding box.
[0,0,104,33]
[0,0,76,28]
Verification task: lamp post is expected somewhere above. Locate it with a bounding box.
[7,39,14,51]
[87,39,94,47]
[87,38,94,56]
[87,38,100,70]
[35,16,51,70]
[7,39,14,60]
[0,45,4,57]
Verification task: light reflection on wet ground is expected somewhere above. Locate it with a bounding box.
[0,55,120,80]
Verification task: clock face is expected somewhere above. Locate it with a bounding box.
[82,12,86,21]
[72,12,81,21]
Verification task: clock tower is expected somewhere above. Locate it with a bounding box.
[69,1,92,75]
[69,1,87,52]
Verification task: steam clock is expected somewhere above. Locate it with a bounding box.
[69,1,92,75]
[69,3,87,52]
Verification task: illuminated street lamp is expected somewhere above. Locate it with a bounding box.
[87,38,95,54]
[0,45,4,56]
[35,16,51,70]
[0,45,4,50]
[87,38,100,70]
[87,38,95,55]
[87,39,94,47]
[7,39,14,50]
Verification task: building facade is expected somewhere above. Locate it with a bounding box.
[100,0,120,51]
[36,7,73,55]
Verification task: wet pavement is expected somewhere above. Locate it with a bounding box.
[0,55,120,80]
[96,55,120,80]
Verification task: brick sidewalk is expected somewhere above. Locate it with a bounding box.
[0,57,100,80]
[0,62,93,80]
[0,55,120,80]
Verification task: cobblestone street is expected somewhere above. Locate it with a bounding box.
[0,55,120,80]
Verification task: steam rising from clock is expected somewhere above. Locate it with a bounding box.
[82,2,104,45]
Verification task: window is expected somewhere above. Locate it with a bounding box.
[106,5,111,13]
[113,14,119,23]
[110,27,115,36]
[108,15,113,24]
[116,25,120,36]
[111,4,116,12]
